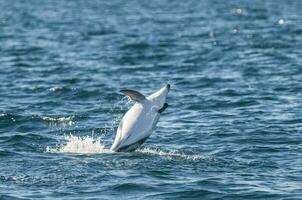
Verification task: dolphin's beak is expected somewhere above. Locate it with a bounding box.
[166,84,170,92]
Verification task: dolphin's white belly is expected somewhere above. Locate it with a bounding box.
[110,102,159,151]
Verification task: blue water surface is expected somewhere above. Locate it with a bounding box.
[1,0,302,199]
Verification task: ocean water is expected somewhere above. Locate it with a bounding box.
[1,0,302,199]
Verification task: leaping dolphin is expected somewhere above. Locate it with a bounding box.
[110,84,170,152]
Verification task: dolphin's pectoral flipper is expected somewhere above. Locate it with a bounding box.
[120,89,146,102]
[158,103,168,113]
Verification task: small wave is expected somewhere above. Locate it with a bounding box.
[46,135,112,154]
[49,86,63,92]
[0,113,7,117]
[10,175,28,183]
[42,116,74,125]
[48,86,75,93]
[136,147,203,161]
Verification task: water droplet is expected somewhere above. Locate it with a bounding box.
[236,9,243,14]
[209,31,214,38]
[278,18,285,25]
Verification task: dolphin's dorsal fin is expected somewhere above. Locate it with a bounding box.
[120,89,146,102]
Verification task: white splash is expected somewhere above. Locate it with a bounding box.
[101,96,133,135]
[136,147,202,161]
[46,135,112,154]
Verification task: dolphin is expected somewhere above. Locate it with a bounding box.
[110,84,170,152]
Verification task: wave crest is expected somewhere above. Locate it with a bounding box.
[136,147,202,161]
[42,116,74,126]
